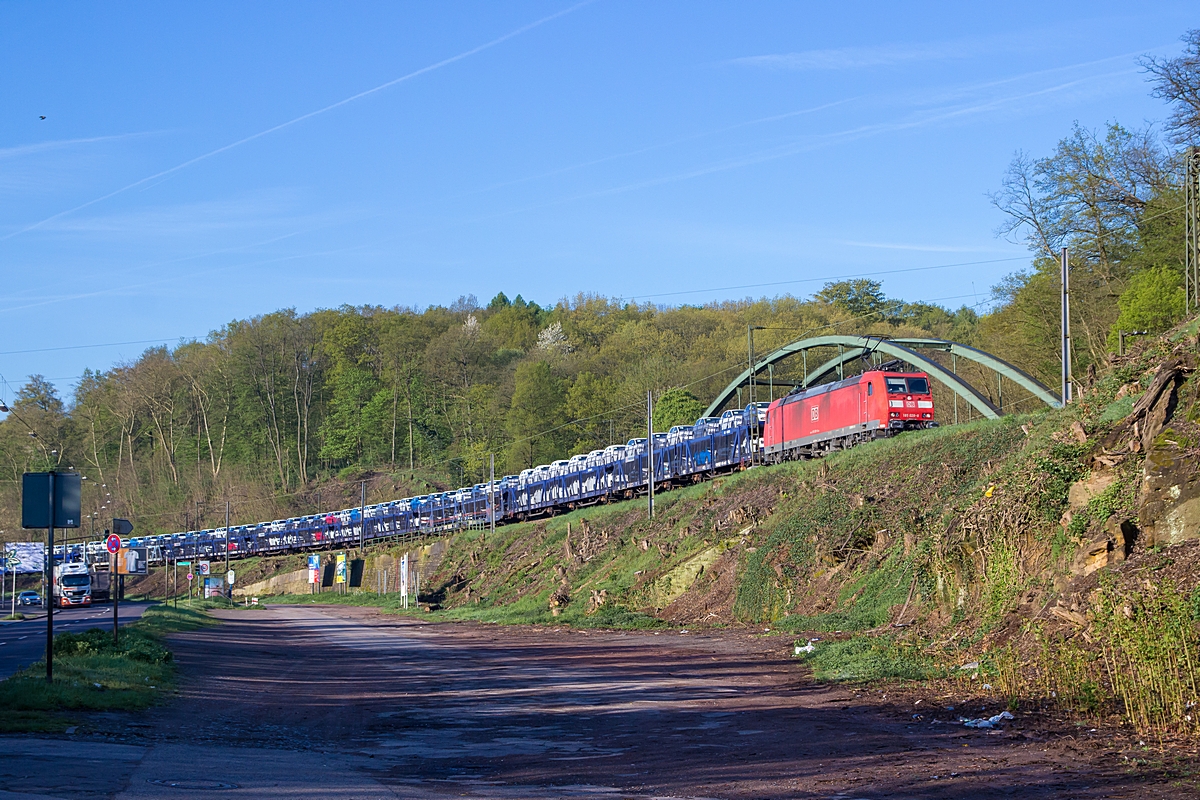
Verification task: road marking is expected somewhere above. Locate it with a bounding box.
[17,636,26,640]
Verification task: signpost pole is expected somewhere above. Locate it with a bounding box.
[224,501,230,576]
[45,471,54,684]
[112,551,119,645]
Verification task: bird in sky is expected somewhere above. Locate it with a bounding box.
[38,115,45,120]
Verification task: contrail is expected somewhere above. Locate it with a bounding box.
[1,1,594,241]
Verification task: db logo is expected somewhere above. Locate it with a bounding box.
[810,407,819,421]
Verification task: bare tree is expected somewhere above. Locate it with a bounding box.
[1142,30,1200,145]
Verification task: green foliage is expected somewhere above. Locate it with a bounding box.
[816,279,887,318]
[653,387,706,430]
[1108,266,1186,350]
[795,635,933,682]
[506,360,567,472]
[0,603,212,722]
[1093,577,1200,734]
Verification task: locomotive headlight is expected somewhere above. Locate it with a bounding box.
[921,412,932,419]
[889,411,899,418]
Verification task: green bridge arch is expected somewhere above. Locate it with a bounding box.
[703,335,1061,420]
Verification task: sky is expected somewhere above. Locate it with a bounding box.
[0,1,1195,402]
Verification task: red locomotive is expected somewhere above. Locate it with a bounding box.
[762,368,937,460]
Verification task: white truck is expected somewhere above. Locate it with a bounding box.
[53,562,92,608]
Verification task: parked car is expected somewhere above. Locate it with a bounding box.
[17,591,41,606]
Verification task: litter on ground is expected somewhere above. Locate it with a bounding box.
[960,711,1015,729]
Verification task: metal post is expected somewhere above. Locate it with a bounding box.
[45,471,54,683]
[647,390,654,519]
[112,555,119,645]
[359,480,366,552]
[489,453,495,541]
[952,353,958,425]
[1187,147,1199,312]
[173,557,177,608]
[1061,247,1071,405]
[802,350,807,389]
[768,363,774,401]
[747,326,754,413]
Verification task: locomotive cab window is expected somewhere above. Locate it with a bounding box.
[886,377,907,393]
[907,378,930,394]
[867,382,873,396]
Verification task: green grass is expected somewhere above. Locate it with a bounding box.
[794,635,935,682]
[0,603,214,729]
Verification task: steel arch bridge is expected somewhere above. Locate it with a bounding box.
[703,335,1061,420]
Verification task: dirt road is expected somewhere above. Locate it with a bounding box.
[2,605,1188,799]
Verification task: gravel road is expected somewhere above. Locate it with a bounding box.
[0,604,1188,799]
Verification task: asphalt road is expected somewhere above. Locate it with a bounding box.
[0,601,152,678]
[0,605,1188,799]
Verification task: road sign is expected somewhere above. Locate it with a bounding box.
[226,570,235,586]
[106,534,121,554]
[21,471,82,529]
[177,561,191,566]
[186,572,194,581]
[111,518,133,536]
[197,561,210,576]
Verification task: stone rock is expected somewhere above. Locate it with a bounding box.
[1070,536,1113,577]
[1068,470,1116,511]
[1139,440,1200,546]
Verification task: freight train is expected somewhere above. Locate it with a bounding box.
[62,366,936,565]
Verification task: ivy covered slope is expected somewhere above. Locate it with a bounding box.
[425,318,1200,732]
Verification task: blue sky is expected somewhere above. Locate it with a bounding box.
[0,1,1194,400]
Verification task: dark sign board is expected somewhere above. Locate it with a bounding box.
[21,472,81,529]
[349,558,364,588]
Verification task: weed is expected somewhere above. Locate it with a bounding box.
[796,635,933,682]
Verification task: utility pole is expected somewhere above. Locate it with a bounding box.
[1060,247,1072,405]
[748,326,765,465]
[359,480,366,552]
[489,453,495,541]
[647,390,655,519]
[1187,147,1200,312]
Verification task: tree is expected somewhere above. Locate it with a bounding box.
[653,387,706,431]
[505,360,566,472]
[987,122,1175,377]
[1108,266,1186,349]
[815,279,887,318]
[1141,30,1200,145]
[564,372,617,452]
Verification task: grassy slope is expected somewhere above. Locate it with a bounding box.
[0,604,213,732]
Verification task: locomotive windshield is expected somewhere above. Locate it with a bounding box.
[886,376,929,394]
